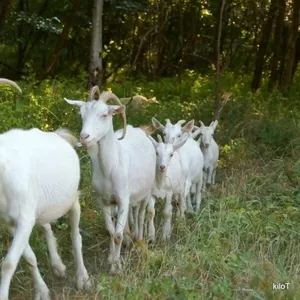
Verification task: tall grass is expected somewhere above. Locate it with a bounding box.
[1,72,300,299]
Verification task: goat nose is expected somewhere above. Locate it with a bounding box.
[80,132,90,140]
[159,165,166,171]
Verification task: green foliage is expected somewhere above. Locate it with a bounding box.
[0,74,300,299]
[0,71,299,158]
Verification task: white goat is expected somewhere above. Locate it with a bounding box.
[64,89,156,274]
[148,134,188,241]
[119,95,158,113]
[0,128,91,300]
[152,118,204,213]
[194,120,219,189]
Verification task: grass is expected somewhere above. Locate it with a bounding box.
[1,73,300,299]
[3,154,300,300]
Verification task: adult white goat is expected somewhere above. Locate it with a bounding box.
[194,120,219,189]
[0,128,91,300]
[64,88,156,274]
[148,134,188,241]
[151,118,204,213]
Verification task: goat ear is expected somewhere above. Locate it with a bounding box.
[64,98,85,107]
[148,135,158,148]
[108,105,125,116]
[152,117,165,131]
[210,120,218,130]
[182,119,194,133]
[199,120,205,127]
[176,120,186,126]
[191,127,201,139]
[173,136,188,151]
[148,97,159,104]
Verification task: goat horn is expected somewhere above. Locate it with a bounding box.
[157,134,163,143]
[199,120,204,127]
[99,91,127,140]
[88,86,100,100]
[165,118,171,124]
[0,78,22,93]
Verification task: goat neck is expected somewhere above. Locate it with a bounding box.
[96,126,120,177]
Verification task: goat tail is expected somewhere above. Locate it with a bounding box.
[55,128,82,148]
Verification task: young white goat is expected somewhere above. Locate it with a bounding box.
[64,89,156,274]
[148,134,188,241]
[194,120,219,189]
[151,118,204,213]
[0,128,91,300]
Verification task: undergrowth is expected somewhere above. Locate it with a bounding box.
[0,72,300,299]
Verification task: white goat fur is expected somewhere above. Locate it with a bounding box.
[0,128,91,300]
[149,135,188,240]
[65,91,156,274]
[152,118,204,213]
[195,120,219,188]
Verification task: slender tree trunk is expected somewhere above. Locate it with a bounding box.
[251,0,277,92]
[0,0,11,27]
[214,0,226,120]
[88,0,104,88]
[268,0,286,91]
[37,22,73,80]
[279,0,300,92]
[292,34,300,78]
[36,0,76,80]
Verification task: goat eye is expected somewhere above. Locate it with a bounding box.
[102,114,108,118]
[177,134,181,138]
[170,153,173,157]
[156,152,158,156]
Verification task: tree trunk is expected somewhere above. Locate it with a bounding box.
[214,0,226,120]
[268,0,286,91]
[292,33,300,79]
[88,0,104,88]
[0,0,11,27]
[279,0,300,92]
[251,0,277,92]
[37,22,73,81]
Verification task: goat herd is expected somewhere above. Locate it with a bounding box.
[0,79,224,300]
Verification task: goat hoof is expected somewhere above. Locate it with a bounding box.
[77,273,92,290]
[52,263,66,278]
[109,268,123,276]
[34,287,51,300]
